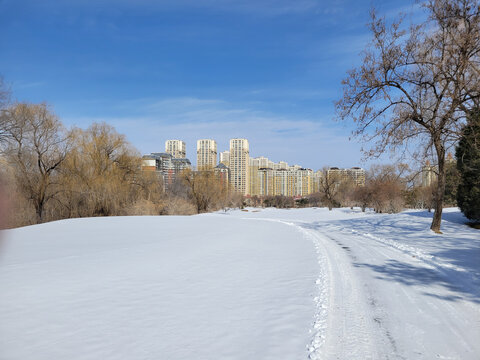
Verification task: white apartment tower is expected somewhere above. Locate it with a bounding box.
[219,151,230,167]
[229,138,249,195]
[165,140,186,159]
[197,139,217,170]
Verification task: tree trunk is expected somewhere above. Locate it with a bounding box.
[431,143,446,233]
[35,200,44,224]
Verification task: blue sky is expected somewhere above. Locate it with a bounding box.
[0,0,421,169]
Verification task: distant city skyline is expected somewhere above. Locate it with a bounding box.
[0,0,424,169]
[155,136,367,170]
[144,137,366,196]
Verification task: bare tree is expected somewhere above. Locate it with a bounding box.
[352,185,374,212]
[1,103,71,223]
[367,164,406,214]
[336,0,480,232]
[60,123,141,217]
[336,179,357,208]
[179,169,228,214]
[319,168,342,210]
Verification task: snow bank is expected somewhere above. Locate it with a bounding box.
[0,216,318,360]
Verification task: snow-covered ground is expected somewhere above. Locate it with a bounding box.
[0,208,479,359]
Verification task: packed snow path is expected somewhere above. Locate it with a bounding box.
[0,208,479,359]
[234,208,480,359]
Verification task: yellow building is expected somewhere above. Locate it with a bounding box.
[229,138,249,195]
[165,140,186,159]
[327,167,365,186]
[258,168,275,196]
[197,139,217,170]
[248,157,260,196]
[312,170,323,193]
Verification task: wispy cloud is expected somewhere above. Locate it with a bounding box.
[25,0,342,17]
[382,2,424,22]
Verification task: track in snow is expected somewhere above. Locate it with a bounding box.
[243,209,480,360]
[254,218,396,359]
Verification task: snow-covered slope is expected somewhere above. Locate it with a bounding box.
[1,208,479,359]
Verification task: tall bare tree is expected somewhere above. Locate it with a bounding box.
[1,103,71,223]
[319,168,342,210]
[336,0,480,232]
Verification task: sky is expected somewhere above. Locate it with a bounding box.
[0,0,422,169]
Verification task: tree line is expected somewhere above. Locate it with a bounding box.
[0,89,242,228]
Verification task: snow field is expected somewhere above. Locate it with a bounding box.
[1,207,479,359]
[0,216,319,360]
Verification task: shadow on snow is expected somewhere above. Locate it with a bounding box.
[300,209,480,304]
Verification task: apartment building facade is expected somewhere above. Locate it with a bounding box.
[247,156,314,197]
[219,151,230,168]
[141,152,191,190]
[327,167,366,186]
[196,139,217,170]
[229,138,250,195]
[165,140,186,159]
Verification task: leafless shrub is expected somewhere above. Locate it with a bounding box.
[121,199,163,216]
[366,165,406,214]
[165,196,197,215]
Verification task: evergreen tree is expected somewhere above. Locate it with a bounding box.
[444,161,460,207]
[456,110,480,222]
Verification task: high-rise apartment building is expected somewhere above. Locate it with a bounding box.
[327,167,366,186]
[312,170,323,193]
[165,140,186,159]
[258,168,275,196]
[229,138,249,195]
[196,139,217,170]
[248,157,261,196]
[219,151,230,167]
[422,161,437,187]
